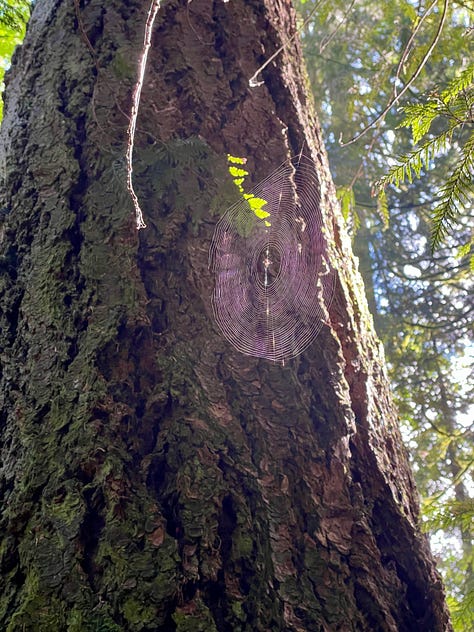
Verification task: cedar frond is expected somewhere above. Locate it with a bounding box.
[441,63,474,104]
[430,131,474,251]
[375,126,456,190]
[398,101,440,143]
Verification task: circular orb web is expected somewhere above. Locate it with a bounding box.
[209,154,335,362]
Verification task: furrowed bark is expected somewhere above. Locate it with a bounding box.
[0,0,451,630]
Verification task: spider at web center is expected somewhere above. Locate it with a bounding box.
[258,244,282,287]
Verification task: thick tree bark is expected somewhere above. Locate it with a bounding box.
[0,0,451,630]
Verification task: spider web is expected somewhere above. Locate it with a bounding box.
[209,154,335,362]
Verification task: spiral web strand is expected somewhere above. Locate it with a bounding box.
[209,154,335,362]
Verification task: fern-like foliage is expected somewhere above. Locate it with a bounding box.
[422,497,474,533]
[377,125,457,186]
[398,101,441,144]
[431,131,474,250]
[422,496,474,632]
[448,588,474,632]
[441,64,474,103]
[376,62,474,252]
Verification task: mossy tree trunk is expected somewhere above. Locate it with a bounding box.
[0,0,451,630]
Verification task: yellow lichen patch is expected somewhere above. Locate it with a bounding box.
[227,154,271,226]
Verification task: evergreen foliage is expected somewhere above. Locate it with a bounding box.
[0,0,30,120]
[298,1,473,629]
[376,63,474,253]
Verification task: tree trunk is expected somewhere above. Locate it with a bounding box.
[0,0,451,630]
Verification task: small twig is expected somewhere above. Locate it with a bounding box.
[340,0,450,147]
[73,0,99,67]
[348,130,379,190]
[319,0,357,54]
[424,458,474,506]
[126,0,161,230]
[248,0,323,88]
[393,0,437,99]
[186,1,214,47]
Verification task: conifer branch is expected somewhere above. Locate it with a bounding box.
[375,125,458,189]
[340,0,450,147]
[430,130,474,251]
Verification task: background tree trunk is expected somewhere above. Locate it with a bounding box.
[0,0,451,630]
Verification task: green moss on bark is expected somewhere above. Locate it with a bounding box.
[0,0,452,630]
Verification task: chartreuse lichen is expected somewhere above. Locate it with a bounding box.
[227,154,271,226]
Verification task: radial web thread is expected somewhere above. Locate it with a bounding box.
[209,154,336,362]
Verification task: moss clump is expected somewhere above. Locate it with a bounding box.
[122,597,157,628]
[233,530,253,558]
[68,610,122,632]
[111,50,135,81]
[172,598,218,631]
[231,599,246,622]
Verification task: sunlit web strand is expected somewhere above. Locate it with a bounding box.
[209,154,336,362]
[126,0,161,230]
